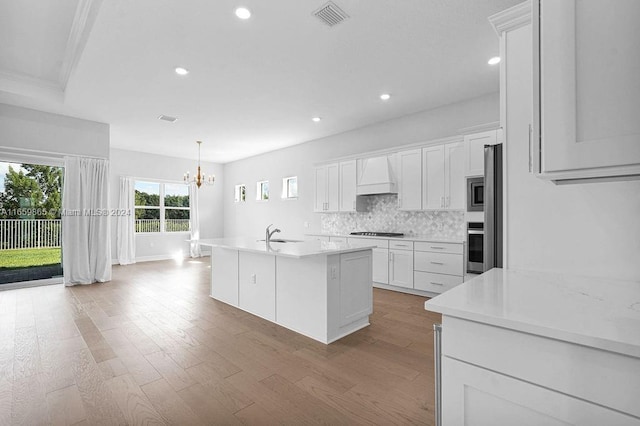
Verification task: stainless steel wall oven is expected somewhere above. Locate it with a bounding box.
[467,222,484,274]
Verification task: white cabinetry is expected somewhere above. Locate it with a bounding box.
[347,237,389,285]
[464,130,497,177]
[339,160,357,212]
[211,248,239,305]
[423,142,465,210]
[414,241,463,294]
[389,241,414,289]
[397,149,422,210]
[314,163,339,212]
[533,0,640,181]
[238,252,275,321]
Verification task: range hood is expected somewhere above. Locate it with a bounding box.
[356,155,397,195]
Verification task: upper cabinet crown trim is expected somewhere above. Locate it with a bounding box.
[488,1,532,36]
[457,121,500,135]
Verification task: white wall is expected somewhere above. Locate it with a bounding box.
[110,148,224,262]
[504,24,640,281]
[0,103,109,159]
[223,93,499,239]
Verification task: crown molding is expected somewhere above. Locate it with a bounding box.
[488,1,532,37]
[457,121,500,135]
[0,70,64,103]
[59,0,104,91]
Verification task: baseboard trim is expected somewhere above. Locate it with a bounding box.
[111,253,211,265]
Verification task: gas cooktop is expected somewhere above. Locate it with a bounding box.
[350,232,404,238]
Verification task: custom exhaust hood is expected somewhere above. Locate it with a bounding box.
[356,155,398,195]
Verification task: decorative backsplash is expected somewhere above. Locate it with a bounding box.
[320,194,465,239]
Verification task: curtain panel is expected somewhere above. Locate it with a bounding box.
[189,182,202,258]
[62,156,111,285]
[116,176,136,264]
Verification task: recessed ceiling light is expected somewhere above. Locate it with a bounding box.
[312,117,322,122]
[380,93,391,101]
[488,56,501,65]
[175,67,189,75]
[235,7,251,19]
[158,115,178,123]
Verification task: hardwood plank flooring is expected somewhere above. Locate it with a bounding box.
[0,258,440,425]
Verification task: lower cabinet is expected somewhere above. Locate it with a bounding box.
[211,248,239,306]
[442,357,636,426]
[238,252,276,322]
[389,248,413,289]
[372,248,389,284]
[414,241,463,294]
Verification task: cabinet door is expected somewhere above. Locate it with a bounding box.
[444,142,465,210]
[211,248,239,306]
[534,0,640,181]
[442,357,638,426]
[326,163,339,212]
[238,252,276,321]
[339,160,357,212]
[372,248,389,284]
[464,130,496,177]
[389,249,414,289]
[397,149,422,210]
[314,166,327,212]
[422,145,445,210]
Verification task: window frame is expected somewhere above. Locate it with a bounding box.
[256,180,269,201]
[281,176,298,200]
[134,180,190,234]
[234,184,246,203]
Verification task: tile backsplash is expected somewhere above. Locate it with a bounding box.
[320,194,465,239]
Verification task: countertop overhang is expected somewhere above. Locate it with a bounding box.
[306,233,464,244]
[425,268,640,358]
[196,237,376,259]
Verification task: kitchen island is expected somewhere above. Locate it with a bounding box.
[425,268,640,425]
[197,237,375,344]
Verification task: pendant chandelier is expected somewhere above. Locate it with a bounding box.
[184,140,215,188]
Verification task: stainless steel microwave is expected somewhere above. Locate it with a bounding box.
[467,177,484,211]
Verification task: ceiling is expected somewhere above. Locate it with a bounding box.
[0,0,521,163]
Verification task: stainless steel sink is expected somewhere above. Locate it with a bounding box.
[257,238,303,243]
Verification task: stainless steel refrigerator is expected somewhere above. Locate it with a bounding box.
[483,143,503,271]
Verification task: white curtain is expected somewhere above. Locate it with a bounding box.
[116,176,136,265]
[189,182,202,258]
[62,156,111,285]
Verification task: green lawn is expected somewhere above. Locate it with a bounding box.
[0,248,61,270]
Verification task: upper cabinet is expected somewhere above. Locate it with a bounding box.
[423,142,465,210]
[339,160,366,212]
[465,130,497,177]
[533,0,640,182]
[397,149,423,210]
[314,163,339,212]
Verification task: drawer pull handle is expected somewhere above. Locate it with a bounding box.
[430,261,444,265]
[430,246,445,250]
[430,282,444,286]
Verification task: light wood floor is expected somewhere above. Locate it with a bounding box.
[0,258,441,425]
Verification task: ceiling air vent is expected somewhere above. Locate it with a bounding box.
[158,115,178,123]
[313,1,349,27]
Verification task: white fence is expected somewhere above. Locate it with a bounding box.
[135,219,190,233]
[0,218,191,250]
[0,219,61,250]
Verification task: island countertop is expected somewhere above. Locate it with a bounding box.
[196,237,376,259]
[425,268,640,358]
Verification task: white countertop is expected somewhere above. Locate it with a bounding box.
[307,233,464,244]
[196,237,376,259]
[425,268,640,358]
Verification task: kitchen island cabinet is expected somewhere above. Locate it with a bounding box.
[425,268,640,424]
[199,238,375,344]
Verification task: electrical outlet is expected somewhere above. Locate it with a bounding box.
[304,221,310,228]
[250,274,256,284]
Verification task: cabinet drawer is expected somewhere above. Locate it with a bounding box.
[414,241,463,254]
[329,236,346,243]
[414,271,462,294]
[347,237,389,249]
[415,251,463,276]
[389,240,413,250]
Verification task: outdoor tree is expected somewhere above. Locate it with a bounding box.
[0,165,62,219]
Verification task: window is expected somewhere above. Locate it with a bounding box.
[234,184,246,202]
[135,181,189,233]
[256,180,269,201]
[281,176,298,199]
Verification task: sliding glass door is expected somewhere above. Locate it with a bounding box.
[0,161,63,287]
